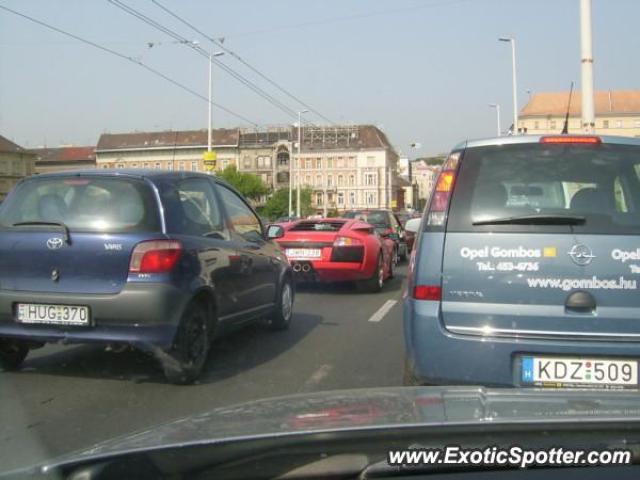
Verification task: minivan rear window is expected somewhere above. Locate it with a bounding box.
[447,143,640,234]
[0,176,161,233]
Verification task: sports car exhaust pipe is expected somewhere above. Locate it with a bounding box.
[293,263,302,272]
[301,264,311,273]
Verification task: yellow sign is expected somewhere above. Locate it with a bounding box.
[391,199,397,208]
[203,151,217,161]
[543,247,557,257]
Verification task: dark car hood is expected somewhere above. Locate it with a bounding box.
[35,386,640,471]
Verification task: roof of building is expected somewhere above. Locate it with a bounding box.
[300,125,394,151]
[520,90,640,117]
[97,129,240,151]
[31,146,96,163]
[0,134,28,154]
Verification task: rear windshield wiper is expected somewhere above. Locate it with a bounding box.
[12,221,71,244]
[472,214,586,226]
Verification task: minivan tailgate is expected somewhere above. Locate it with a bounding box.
[442,233,640,339]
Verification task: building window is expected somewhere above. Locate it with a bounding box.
[327,158,333,168]
[305,175,311,185]
[243,156,252,169]
[276,171,289,183]
[117,163,125,169]
[256,156,271,168]
[366,192,376,206]
[315,158,322,168]
[316,174,322,187]
[327,175,333,187]
[616,120,623,128]
[603,120,609,129]
[337,157,345,168]
[277,150,289,166]
[337,192,344,205]
[365,172,377,186]
[349,174,355,186]
[305,158,312,169]
[337,175,344,186]
[328,192,334,204]
[316,192,323,205]
[534,121,539,129]
[155,162,161,169]
[349,157,356,168]
[349,191,356,205]
[549,120,557,130]
[191,161,197,171]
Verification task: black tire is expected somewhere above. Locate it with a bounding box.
[399,243,408,261]
[162,301,211,385]
[268,277,294,331]
[0,339,29,371]
[359,254,384,293]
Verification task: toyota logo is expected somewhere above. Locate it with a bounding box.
[568,244,595,266]
[46,237,64,250]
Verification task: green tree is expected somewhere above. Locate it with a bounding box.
[263,187,314,220]
[217,165,268,200]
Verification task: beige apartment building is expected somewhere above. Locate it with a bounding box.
[96,125,400,212]
[518,90,640,136]
[31,146,96,174]
[0,134,36,200]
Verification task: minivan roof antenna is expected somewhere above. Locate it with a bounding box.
[561,81,575,134]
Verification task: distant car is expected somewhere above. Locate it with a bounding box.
[342,209,408,263]
[275,218,394,292]
[0,170,293,384]
[404,134,640,388]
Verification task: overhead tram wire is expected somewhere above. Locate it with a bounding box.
[0,4,258,127]
[150,0,335,126]
[108,0,308,123]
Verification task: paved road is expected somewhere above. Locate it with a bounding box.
[0,265,407,472]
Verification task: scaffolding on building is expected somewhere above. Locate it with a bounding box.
[302,125,359,149]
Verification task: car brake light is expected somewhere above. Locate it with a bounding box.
[129,240,183,273]
[426,152,460,226]
[540,135,601,144]
[413,285,442,301]
[334,236,363,247]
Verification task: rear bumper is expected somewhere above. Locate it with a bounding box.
[404,297,640,387]
[290,260,373,282]
[0,283,190,349]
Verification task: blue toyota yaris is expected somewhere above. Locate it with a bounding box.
[404,134,640,389]
[0,170,292,384]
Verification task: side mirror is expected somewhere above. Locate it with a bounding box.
[266,224,285,240]
[405,218,421,233]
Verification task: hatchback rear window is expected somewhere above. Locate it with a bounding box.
[447,143,640,234]
[342,211,390,227]
[0,176,161,233]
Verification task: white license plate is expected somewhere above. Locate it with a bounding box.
[522,356,638,388]
[285,248,322,259]
[16,303,90,326]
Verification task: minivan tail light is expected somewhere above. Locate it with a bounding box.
[540,135,601,144]
[426,152,460,226]
[129,240,183,273]
[413,285,442,301]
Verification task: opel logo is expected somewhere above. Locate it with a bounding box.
[568,244,596,266]
[51,269,60,282]
[46,237,64,250]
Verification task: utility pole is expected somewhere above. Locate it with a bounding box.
[580,0,595,133]
[499,37,518,134]
[296,110,308,218]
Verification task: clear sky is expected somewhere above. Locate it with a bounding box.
[0,0,638,156]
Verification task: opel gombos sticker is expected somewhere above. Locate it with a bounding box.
[460,246,557,260]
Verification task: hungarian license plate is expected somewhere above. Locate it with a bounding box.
[16,303,90,326]
[286,248,321,259]
[521,356,638,388]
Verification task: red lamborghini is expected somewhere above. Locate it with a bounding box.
[275,218,395,292]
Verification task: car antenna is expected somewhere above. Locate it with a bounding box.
[561,81,574,134]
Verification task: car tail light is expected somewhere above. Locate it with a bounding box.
[413,285,442,301]
[540,135,601,144]
[129,240,183,273]
[426,152,460,227]
[334,236,363,247]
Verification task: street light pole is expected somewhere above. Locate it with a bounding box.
[296,110,308,218]
[489,103,501,136]
[499,37,518,134]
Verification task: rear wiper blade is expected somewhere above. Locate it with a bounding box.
[12,221,71,244]
[472,214,586,226]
